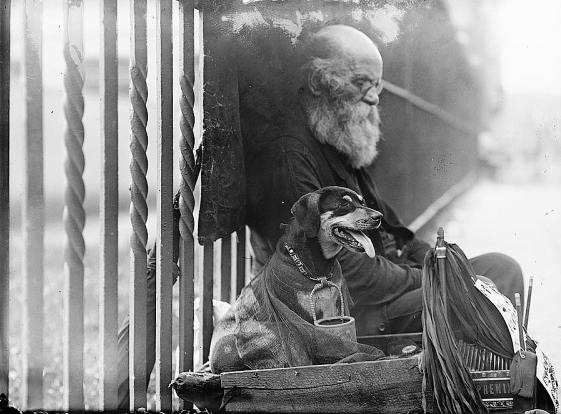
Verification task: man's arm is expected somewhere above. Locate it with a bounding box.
[337,248,422,309]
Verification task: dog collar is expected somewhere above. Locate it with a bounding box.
[283,243,334,282]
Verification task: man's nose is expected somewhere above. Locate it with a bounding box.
[362,87,379,106]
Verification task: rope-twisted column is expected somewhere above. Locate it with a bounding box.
[129,66,148,258]
[128,63,148,410]
[178,64,196,236]
[178,0,196,394]
[63,39,86,294]
[128,1,148,408]
[62,1,85,408]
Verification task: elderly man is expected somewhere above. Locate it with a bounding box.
[243,24,524,335]
[117,24,524,407]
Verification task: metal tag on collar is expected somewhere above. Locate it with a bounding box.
[284,243,310,277]
[319,277,329,288]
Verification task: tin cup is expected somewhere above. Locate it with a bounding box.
[314,315,357,342]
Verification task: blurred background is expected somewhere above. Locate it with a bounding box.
[6,0,561,410]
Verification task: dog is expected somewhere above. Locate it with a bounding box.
[209,186,384,374]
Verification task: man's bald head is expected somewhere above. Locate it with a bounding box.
[303,25,383,106]
[306,24,382,69]
[301,25,384,169]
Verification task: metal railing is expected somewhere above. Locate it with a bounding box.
[0,0,254,411]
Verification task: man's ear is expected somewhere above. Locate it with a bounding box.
[308,68,323,97]
[290,192,321,238]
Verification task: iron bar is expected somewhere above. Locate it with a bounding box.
[99,0,119,410]
[235,227,246,297]
[221,235,232,302]
[202,243,214,362]
[62,0,86,409]
[128,0,148,409]
[21,0,44,409]
[155,0,174,410]
[178,0,196,393]
[0,0,11,399]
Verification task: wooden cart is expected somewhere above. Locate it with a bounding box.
[172,231,558,413]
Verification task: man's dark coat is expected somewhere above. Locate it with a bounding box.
[244,113,431,333]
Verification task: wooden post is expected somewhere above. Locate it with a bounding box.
[155,0,173,410]
[178,0,196,394]
[62,0,86,409]
[0,0,11,400]
[99,0,119,410]
[128,0,148,409]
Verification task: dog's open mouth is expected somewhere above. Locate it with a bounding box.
[332,227,376,258]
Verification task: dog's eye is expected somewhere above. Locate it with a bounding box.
[342,195,353,205]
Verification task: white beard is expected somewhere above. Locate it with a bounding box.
[306,95,381,169]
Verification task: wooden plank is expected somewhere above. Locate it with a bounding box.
[62,0,85,410]
[235,227,246,297]
[220,356,433,413]
[155,0,174,411]
[202,243,214,362]
[99,0,118,410]
[178,0,196,385]
[128,0,148,409]
[0,0,10,399]
[21,0,44,409]
[221,235,232,302]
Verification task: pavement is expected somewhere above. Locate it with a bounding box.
[418,178,561,405]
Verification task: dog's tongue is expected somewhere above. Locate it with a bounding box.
[346,229,376,258]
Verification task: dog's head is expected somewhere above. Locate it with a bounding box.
[290,186,383,258]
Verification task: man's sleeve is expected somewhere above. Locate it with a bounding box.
[337,247,422,309]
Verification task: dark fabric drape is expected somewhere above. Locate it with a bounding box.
[198,19,246,244]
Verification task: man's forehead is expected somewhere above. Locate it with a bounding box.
[351,55,383,78]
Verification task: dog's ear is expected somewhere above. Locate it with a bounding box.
[291,192,321,238]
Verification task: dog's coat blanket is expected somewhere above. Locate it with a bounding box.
[231,235,383,370]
